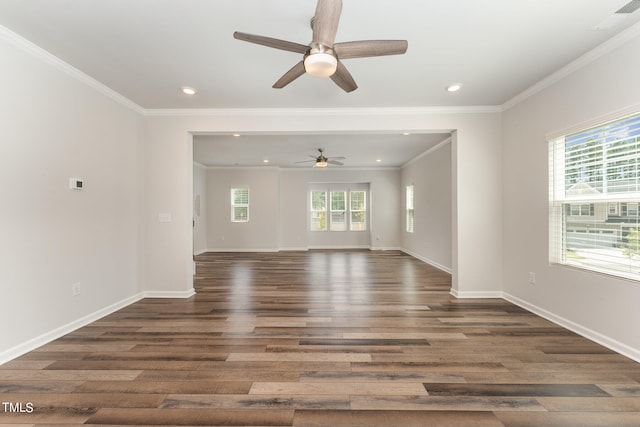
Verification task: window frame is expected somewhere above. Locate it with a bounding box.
[310,190,328,231]
[230,187,249,223]
[548,111,640,281]
[309,188,367,232]
[350,190,367,231]
[406,184,414,233]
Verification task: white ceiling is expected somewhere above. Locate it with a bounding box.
[2,0,639,167]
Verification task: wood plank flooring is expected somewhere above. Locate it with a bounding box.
[1,250,640,426]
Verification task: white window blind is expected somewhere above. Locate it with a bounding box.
[406,185,414,233]
[231,187,249,222]
[549,112,640,280]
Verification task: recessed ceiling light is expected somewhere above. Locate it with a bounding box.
[403,132,411,136]
[181,86,196,95]
[233,133,241,137]
[263,159,269,163]
[376,159,382,163]
[446,83,462,93]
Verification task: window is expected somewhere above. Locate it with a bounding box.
[406,185,414,233]
[309,189,367,232]
[549,112,640,280]
[350,191,366,231]
[231,187,249,222]
[329,191,347,231]
[310,190,327,231]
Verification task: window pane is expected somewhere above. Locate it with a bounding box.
[406,185,414,233]
[330,212,346,231]
[331,191,346,210]
[310,212,327,231]
[350,191,365,210]
[232,188,249,205]
[351,211,365,231]
[233,206,248,222]
[311,191,327,211]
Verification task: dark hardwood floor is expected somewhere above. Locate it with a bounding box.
[1,250,639,426]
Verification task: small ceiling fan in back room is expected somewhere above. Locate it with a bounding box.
[233,0,408,92]
[295,148,345,168]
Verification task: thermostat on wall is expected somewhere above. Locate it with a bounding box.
[69,178,84,190]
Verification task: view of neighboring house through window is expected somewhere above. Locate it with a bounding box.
[549,112,640,280]
[310,188,367,232]
[406,184,414,233]
[231,187,249,222]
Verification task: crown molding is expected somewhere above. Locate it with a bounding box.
[143,105,503,117]
[502,21,640,111]
[0,24,145,115]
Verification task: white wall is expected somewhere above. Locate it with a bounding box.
[0,31,143,362]
[282,169,400,250]
[502,31,640,360]
[201,167,399,251]
[142,109,502,299]
[206,167,280,251]
[193,163,207,254]
[401,141,452,272]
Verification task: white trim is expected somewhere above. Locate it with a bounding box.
[144,106,502,118]
[545,102,640,141]
[0,24,144,115]
[307,245,372,250]
[204,248,280,253]
[370,246,403,251]
[503,21,640,111]
[279,247,310,252]
[0,293,144,365]
[142,289,196,299]
[503,292,640,363]
[449,289,504,299]
[401,248,453,274]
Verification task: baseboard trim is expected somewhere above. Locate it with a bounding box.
[0,293,144,365]
[142,289,196,299]
[203,248,279,253]
[401,249,453,274]
[503,292,640,363]
[449,289,504,299]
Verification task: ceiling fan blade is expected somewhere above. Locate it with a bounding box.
[294,159,316,164]
[234,32,309,54]
[333,40,408,59]
[312,0,342,47]
[328,160,344,166]
[330,61,357,92]
[273,61,306,89]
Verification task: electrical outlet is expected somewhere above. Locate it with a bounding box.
[72,282,81,296]
[528,272,536,284]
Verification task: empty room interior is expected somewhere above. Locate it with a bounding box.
[1,1,640,426]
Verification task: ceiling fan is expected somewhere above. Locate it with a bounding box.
[233,0,408,93]
[296,148,345,168]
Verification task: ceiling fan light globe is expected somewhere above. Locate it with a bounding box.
[304,53,337,77]
[315,161,328,167]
